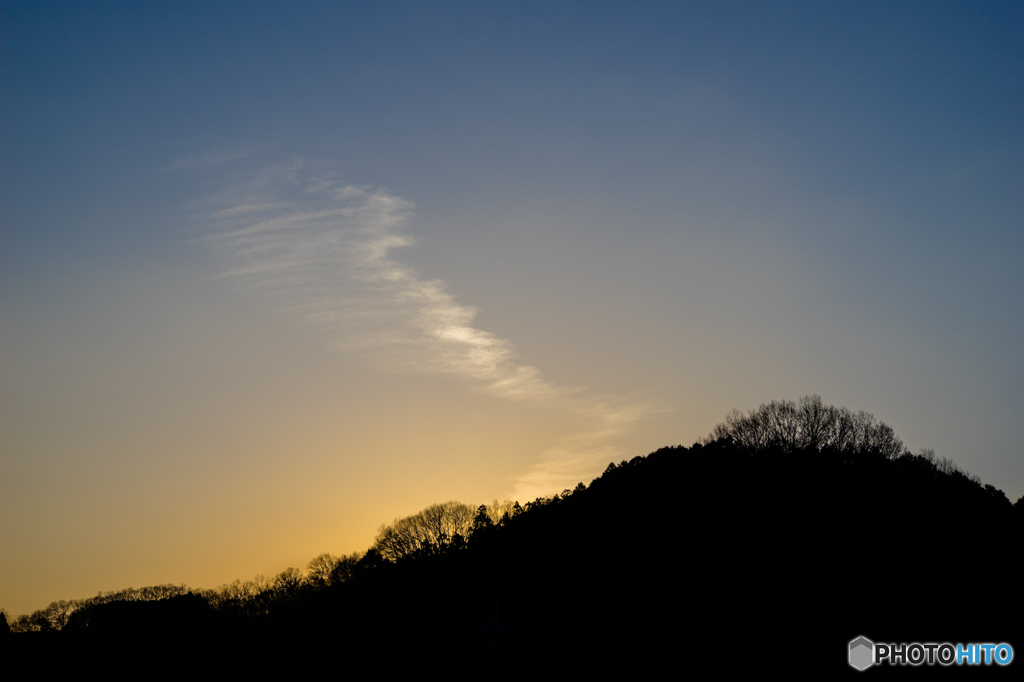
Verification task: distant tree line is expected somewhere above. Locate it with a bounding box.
[6,497,527,633]
[6,552,364,635]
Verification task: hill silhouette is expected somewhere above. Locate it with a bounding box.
[5,398,1021,677]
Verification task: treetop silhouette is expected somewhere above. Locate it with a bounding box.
[373,501,476,561]
[707,394,907,458]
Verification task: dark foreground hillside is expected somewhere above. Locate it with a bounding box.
[5,440,1021,677]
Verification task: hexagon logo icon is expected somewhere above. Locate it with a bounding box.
[849,636,874,671]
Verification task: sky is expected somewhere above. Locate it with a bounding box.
[2,1,1022,616]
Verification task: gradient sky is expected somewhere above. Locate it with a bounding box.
[2,1,1022,616]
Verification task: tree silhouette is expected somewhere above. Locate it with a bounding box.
[708,394,907,458]
[469,504,494,541]
[374,501,476,561]
[306,553,340,587]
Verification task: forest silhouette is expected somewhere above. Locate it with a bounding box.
[4,396,1021,676]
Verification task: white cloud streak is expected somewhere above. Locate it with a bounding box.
[201,160,659,498]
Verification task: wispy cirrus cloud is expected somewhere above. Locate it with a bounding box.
[200,159,659,498]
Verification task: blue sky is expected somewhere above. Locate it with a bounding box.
[2,1,1022,615]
